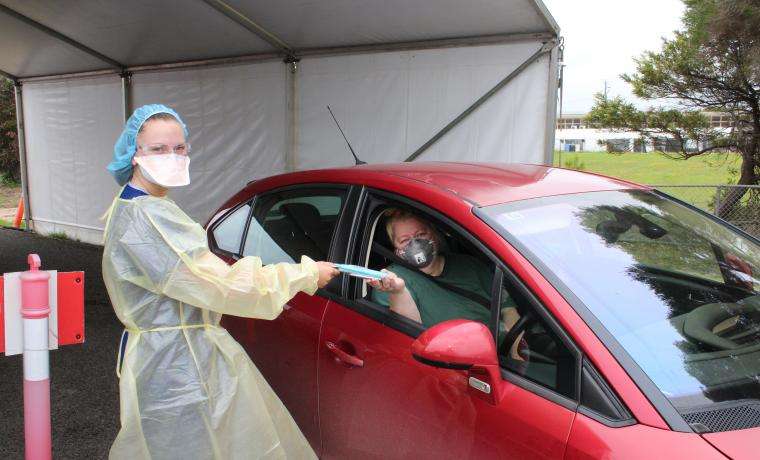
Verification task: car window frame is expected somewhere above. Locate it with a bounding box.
[249,185,348,257]
[208,199,254,261]
[208,183,360,296]
[336,187,585,408]
[495,266,582,409]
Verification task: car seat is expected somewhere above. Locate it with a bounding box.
[276,202,329,260]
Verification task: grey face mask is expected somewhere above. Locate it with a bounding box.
[398,237,437,268]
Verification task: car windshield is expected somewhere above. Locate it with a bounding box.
[480,190,760,416]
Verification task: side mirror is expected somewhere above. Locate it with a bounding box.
[411,319,503,404]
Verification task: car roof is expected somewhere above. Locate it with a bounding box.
[265,162,649,207]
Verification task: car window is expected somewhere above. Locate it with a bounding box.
[585,206,724,283]
[245,189,347,263]
[497,276,576,399]
[363,205,497,332]
[212,203,251,254]
[481,190,760,422]
[266,196,343,220]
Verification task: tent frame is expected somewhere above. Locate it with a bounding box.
[4,0,560,230]
[405,41,557,162]
[15,32,556,84]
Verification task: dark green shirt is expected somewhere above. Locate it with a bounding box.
[372,253,500,328]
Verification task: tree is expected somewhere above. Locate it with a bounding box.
[587,0,760,217]
[0,77,19,183]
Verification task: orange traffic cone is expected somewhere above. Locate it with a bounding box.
[13,196,24,228]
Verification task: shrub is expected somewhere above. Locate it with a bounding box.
[0,78,20,183]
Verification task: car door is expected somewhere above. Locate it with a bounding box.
[210,184,357,453]
[317,190,582,459]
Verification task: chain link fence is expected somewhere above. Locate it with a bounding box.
[651,185,760,236]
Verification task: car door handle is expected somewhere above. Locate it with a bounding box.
[325,341,364,367]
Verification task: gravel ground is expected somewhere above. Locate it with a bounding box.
[0,228,120,459]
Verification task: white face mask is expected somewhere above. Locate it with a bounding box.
[134,153,190,188]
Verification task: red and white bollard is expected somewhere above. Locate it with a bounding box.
[20,254,52,460]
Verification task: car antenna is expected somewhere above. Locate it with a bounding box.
[327,105,366,165]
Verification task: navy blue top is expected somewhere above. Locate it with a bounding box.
[120,183,148,200]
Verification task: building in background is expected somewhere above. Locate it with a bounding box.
[555,112,731,152]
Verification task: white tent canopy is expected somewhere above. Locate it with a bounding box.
[0,0,560,244]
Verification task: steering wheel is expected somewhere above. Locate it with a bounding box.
[499,310,534,360]
[682,300,759,350]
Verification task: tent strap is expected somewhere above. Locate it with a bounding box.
[405,41,556,162]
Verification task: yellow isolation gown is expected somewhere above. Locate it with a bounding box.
[102,192,319,459]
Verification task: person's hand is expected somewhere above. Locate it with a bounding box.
[315,261,340,288]
[368,269,405,294]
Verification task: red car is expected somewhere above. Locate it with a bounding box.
[207,163,759,459]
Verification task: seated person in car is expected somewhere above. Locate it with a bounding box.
[368,208,521,351]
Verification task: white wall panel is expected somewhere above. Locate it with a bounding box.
[131,61,288,225]
[295,41,551,169]
[22,76,123,243]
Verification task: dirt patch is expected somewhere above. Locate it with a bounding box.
[0,184,20,209]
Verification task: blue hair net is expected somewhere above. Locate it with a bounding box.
[107,104,188,185]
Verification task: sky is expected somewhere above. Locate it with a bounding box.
[542,0,686,114]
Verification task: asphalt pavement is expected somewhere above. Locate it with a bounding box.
[0,227,120,459]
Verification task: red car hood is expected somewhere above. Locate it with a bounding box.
[702,427,760,459]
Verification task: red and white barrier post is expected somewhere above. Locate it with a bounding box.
[20,254,52,460]
[2,255,85,458]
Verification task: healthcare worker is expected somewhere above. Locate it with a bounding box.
[102,104,338,459]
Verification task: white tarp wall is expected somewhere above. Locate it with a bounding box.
[298,41,552,168]
[21,40,554,244]
[131,61,289,225]
[22,76,123,243]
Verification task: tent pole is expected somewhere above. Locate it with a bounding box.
[200,0,293,55]
[405,41,556,162]
[285,58,299,172]
[0,4,123,69]
[121,72,132,123]
[543,39,561,166]
[529,0,561,35]
[13,81,33,231]
[297,32,554,58]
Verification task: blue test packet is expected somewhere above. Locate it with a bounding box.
[334,264,387,280]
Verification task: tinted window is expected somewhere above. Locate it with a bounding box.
[212,203,250,254]
[246,189,346,263]
[497,278,576,399]
[482,190,760,417]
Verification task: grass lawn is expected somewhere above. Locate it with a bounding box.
[552,151,742,211]
[0,217,25,229]
[553,151,739,185]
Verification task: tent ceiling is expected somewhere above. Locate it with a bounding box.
[223,0,555,50]
[0,0,558,80]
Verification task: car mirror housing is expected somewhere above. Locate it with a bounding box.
[411,319,504,404]
[411,319,497,368]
